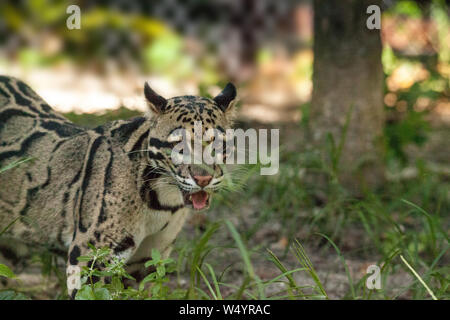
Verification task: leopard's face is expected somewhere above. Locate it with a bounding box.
[144,83,236,210]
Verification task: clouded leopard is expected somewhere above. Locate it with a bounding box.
[0,75,237,298]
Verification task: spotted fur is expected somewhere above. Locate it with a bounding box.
[0,76,237,297]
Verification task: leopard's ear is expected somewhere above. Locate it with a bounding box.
[144,82,167,114]
[214,83,237,112]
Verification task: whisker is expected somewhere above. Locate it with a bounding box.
[126,149,152,155]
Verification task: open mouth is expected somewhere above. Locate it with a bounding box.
[183,190,210,210]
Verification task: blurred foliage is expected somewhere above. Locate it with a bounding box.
[431,0,450,64]
[1,0,444,168]
[384,109,430,163]
[0,0,222,86]
[382,50,448,165]
[390,0,424,18]
[381,0,449,166]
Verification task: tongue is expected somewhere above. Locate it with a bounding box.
[191,191,208,210]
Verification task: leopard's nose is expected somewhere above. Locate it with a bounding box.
[193,175,213,187]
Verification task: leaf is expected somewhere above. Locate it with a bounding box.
[156,265,166,277]
[0,290,30,300]
[139,273,156,291]
[0,264,16,279]
[75,286,96,300]
[151,283,162,297]
[94,287,112,300]
[168,288,188,299]
[151,249,161,262]
[123,272,136,281]
[77,255,92,262]
[92,270,113,277]
[144,260,155,268]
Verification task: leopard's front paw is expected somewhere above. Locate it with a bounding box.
[66,264,81,299]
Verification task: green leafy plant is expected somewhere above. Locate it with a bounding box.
[75,244,186,300]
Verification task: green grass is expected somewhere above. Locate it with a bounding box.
[195,117,448,300]
[172,153,448,300]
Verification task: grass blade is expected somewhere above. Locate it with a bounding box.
[400,255,437,300]
[196,266,218,300]
[0,157,33,174]
[225,220,265,299]
[267,248,305,299]
[292,239,328,299]
[205,263,223,300]
[316,233,354,298]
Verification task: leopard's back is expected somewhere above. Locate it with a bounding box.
[0,76,89,244]
[0,75,85,161]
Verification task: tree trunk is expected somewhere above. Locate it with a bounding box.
[310,0,385,193]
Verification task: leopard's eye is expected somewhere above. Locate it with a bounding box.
[163,140,181,157]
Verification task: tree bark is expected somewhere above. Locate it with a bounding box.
[310,0,385,193]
